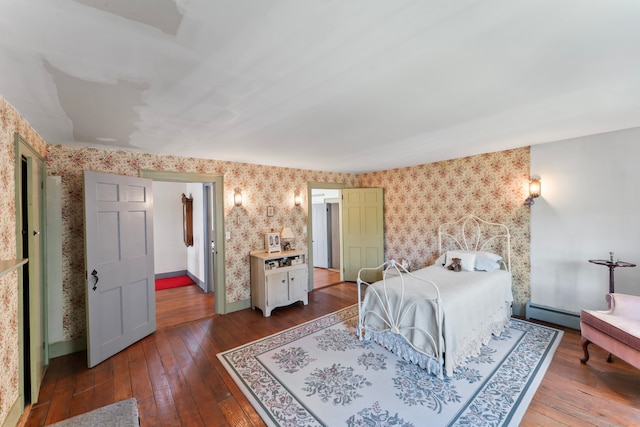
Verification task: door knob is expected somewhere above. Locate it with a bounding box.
[33,230,40,236]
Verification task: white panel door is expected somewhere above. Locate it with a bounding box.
[84,171,155,368]
[342,188,384,282]
[312,203,328,268]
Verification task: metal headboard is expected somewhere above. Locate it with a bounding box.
[438,214,511,272]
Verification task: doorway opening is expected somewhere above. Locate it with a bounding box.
[20,156,32,405]
[153,180,216,330]
[140,170,227,318]
[16,135,46,410]
[309,187,343,290]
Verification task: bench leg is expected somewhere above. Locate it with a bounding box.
[580,337,591,364]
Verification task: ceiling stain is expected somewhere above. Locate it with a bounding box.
[44,60,149,148]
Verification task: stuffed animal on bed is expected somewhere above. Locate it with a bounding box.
[448,257,462,272]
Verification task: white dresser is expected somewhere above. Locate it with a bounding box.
[250,250,308,317]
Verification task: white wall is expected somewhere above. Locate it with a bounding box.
[312,188,340,204]
[531,126,640,315]
[153,181,188,274]
[187,182,205,284]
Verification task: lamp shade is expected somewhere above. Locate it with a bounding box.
[280,227,294,239]
[529,177,541,198]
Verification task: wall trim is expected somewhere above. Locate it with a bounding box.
[226,298,251,314]
[511,303,526,318]
[526,302,580,330]
[48,338,87,359]
[187,272,206,292]
[155,270,188,280]
[2,397,21,427]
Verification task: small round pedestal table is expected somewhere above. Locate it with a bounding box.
[588,253,636,294]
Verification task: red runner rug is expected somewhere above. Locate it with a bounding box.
[155,275,195,291]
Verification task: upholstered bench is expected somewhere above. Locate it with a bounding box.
[580,293,640,370]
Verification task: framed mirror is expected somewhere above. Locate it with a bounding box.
[182,193,194,247]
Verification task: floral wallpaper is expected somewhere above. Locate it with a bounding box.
[0,94,532,427]
[359,148,531,305]
[0,98,47,426]
[45,144,360,340]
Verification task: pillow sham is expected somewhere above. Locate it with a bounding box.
[473,251,502,272]
[444,250,476,272]
[436,250,502,272]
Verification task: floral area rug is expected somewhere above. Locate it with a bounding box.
[217,305,563,427]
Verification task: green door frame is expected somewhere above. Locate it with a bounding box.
[306,182,346,291]
[139,170,227,315]
[14,133,47,411]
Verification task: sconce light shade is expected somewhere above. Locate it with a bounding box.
[529,177,541,198]
[294,192,302,206]
[280,227,294,239]
[234,189,243,207]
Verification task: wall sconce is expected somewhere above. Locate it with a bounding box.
[281,227,294,250]
[524,176,541,206]
[234,189,243,207]
[294,192,302,206]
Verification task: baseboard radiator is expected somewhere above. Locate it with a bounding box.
[526,302,580,330]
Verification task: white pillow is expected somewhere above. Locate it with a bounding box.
[471,251,502,272]
[437,250,502,271]
[444,251,476,272]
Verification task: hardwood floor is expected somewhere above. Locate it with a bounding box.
[155,284,214,331]
[313,267,341,289]
[24,283,640,426]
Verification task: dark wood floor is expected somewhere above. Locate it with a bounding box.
[312,267,341,289]
[24,283,640,426]
[156,284,214,331]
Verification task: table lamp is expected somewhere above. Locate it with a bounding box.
[281,227,294,250]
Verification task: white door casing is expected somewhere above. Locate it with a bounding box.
[84,171,155,368]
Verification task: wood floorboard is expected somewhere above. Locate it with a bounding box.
[313,267,341,289]
[155,284,215,331]
[24,283,640,426]
[111,349,133,402]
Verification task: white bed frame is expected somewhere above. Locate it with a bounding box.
[438,214,511,272]
[356,214,511,377]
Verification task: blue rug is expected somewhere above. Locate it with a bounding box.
[218,305,562,426]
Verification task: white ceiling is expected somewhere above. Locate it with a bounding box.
[1,0,639,173]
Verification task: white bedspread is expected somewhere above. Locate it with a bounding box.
[360,265,513,376]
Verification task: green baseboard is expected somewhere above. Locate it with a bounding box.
[225,298,251,314]
[48,337,86,359]
[2,397,21,427]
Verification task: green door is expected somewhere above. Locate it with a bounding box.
[342,188,384,282]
